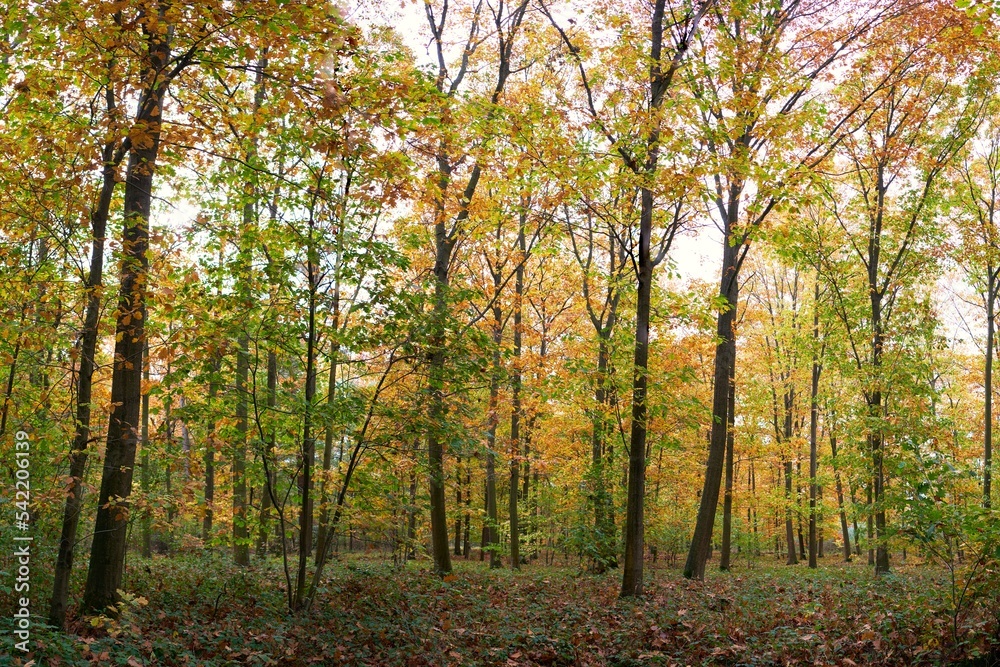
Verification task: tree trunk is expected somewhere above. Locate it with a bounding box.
[455,455,464,556]
[428,207,456,575]
[750,460,758,555]
[985,270,995,508]
[480,482,488,562]
[233,331,250,566]
[420,0,522,577]
[808,282,821,569]
[685,217,741,579]
[592,333,616,569]
[203,357,220,542]
[407,459,418,561]
[621,179,654,596]
[784,376,799,565]
[818,486,825,558]
[785,459,797,565]
[850,482,862,556]
[0,308,24,440]
[869,267,889,573]
[82,14,172,612]
[140,345,152,559]
[720,350,736,571]
[294,252,319,607]
[486,306,502,569]
[316,318,340,564]
[463,459,472,558]
[522,440,531,557]
[315,246,341,562]
[257,350,277,556]
[620,0,677,595]
[830,432,852,561]
[509,214,525,571]
[49,153,115,627]
[164,391,174,531]
[531,466,539,560]
[867,483,874,565]
[797,461,806,561]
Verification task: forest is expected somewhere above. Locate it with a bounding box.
[3,0,1000,664]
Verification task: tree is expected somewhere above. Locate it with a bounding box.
[952,106,1000,508]
[419,0,529,575]
[545,0,711,597]
[83,1,191,613]
[16,0,131,626]
[814,11,988,572]
[684,0,916,579]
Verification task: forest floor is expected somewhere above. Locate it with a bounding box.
[4,550,1000,666]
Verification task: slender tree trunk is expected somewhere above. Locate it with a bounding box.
[869,280,889,573]
[808,282,821,569]
[783,381,798,566]
[720,349,736,571]
[421,0,527,575]
[463,459,472,558]
[849,481,862,556]
[203,411,215,543]
[621,184,653,595]
[231,50,268,567]
[180,405,192,481]
[257,350,277,556]
[0,308,25,440]
[521,440,530,557]
[480,482,488,561]
[233,332,250,566]
[797,461,806,561]
[685,223,741,579]
[830,432,852,561]
[818,485,824,558]
[522,442,530,501]
[867,483,874,565]
[407,459,418,561]
[985,271,995,508]
[140,345,152,559]
[203,357,220,542]
[164,391,174,531]
[531,466,539,560]
[751,461,759,555]
[620,0,674,593]
[872,427,889,572]
[294,252,319,607]
[509,214,525,571]
[82,14,173,612]
[49,155,115,627]
[785,459,797,565]
[454,454,463,556]
[316,312,340,564]
[592,334,615,569]
[486,307,502,569]
[428,210,456,575]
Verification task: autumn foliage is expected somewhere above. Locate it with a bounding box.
[2,0,1000,665]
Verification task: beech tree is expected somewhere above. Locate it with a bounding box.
[813,10,988,572]
[418,0,530,575]
[952,107,1000,509]
[684,0,918,580]
[545,0,710,597]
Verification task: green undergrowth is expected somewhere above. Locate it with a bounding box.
[3,553,999,666]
